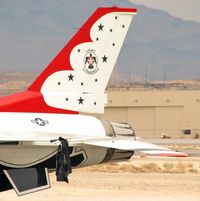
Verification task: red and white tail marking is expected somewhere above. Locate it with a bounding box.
[28,7,137,114]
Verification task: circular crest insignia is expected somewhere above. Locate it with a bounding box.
[83,49,99,75]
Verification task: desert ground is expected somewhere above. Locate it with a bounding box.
[1,156,200,201]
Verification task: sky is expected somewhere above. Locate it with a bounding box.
[0,0,199,79]
[130,0,200,22]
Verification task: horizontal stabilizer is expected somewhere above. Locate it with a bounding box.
[81,138,188,157]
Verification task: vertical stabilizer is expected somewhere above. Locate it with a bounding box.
[28,7,137,113]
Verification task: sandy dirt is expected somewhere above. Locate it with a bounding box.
[1,157,200,201]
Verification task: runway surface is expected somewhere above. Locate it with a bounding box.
[1,157,200,201]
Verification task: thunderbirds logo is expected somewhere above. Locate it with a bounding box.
[83,49,99,75]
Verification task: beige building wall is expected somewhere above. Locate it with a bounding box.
[100,90,200,139]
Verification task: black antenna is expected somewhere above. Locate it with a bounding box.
[112,4,118,8]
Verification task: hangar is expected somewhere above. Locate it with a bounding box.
[100,89,200,139]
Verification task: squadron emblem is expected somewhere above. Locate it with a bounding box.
[83,49,99,75]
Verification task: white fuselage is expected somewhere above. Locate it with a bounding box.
[0,113,108,169]
[0,113,106,140]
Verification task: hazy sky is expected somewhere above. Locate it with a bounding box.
[130,0,200,22]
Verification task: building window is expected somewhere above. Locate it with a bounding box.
[183,129,191,135]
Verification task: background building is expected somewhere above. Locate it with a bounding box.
[100,89,200,139]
